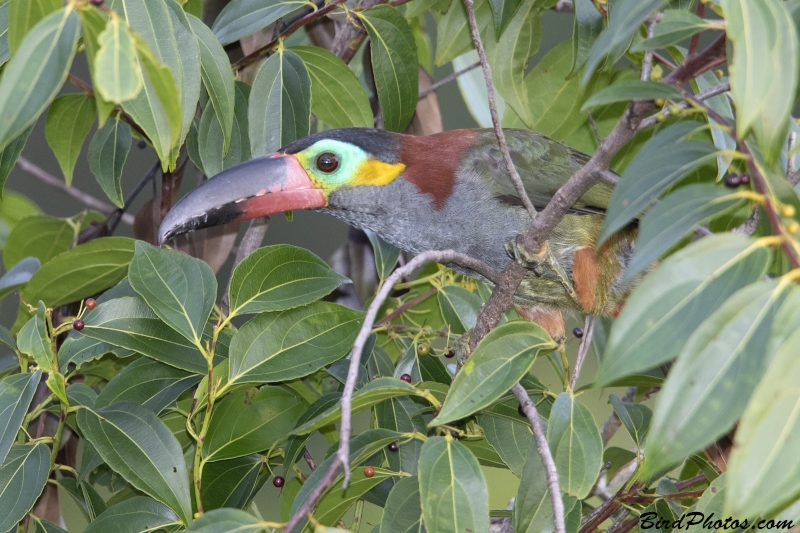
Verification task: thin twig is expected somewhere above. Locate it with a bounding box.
[513,383,565,533]
[284,460,343,533]
[652,52,678,71]
[637,82,730,131]
[16,157,134,225]
[375,287,437,326]
[109,161,160,233]
[689,1,706,56]
[67,74,148,140]
[338,250,498,486]
[220,217,270,313]
[641,18,657,82]
[231,0,347,72]
[463,0,538,221]
[418,61,481,100]
[569,315,595,390]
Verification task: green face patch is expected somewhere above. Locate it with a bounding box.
[294,139,405,191]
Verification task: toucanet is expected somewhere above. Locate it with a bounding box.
[159,128,641,339]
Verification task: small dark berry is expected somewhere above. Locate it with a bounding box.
[388,442,399,452]
[518,404,526,417]
[445,349,455,359]
[89,0,104,5]
[137,140,147,149]
[272,476,285,488]
[740,174,750,184]
[364,466,375,478]
[400,373,412,383]
[85,298,96,310]
[573,327,584,339]
[73,319,85,331]
[725,174,742,188]
[417,343,430,356]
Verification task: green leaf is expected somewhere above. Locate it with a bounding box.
[609,393,652,447]
[485,0,543,127]
[582,80,683,109]
[282,393,340,473]
[0,323,15,352]
[126,33,182,170]
[95,357,201,414]
[546,393,602,499]
[680,475,727,532]
[727,296,800,517]
[6,0,60,54]
[249,49,311,156]
[94,17,143,103]
[363,230,400,282]
[128,241,216,346]
[197,97,246,177]
[88,117,131,208]
[581,0,668,84]
[380,475,424,533]
[77,402,192,524]
[0,7,80,152]
[81,296,207,373]
[211,0,301,46]
[203,386,304,462]
[17,302,54,373]
[570,0,604,75]
[642,280,790,479]
[0,256,39,302]
[292,378,427,435]
[595,235,770,388]
[290,429,403,532]
[4,215,72,269]
[432,320,556,426]
[316,467,395,527]
[228,302,363,384]
[187,508,265,533]
[598,122,716,245]
[78,8,114,126]
[291,46,373,129]
[722,0,799,164]
[477,412,531,477]
[201,455,266,511]
[0,443,50,531]
[358,5,418,132]
[189,14,235,153]
[514,40,586,141]
[435,0,492,67]
[513,436,564,533]
[0,125,33,197]
[489,0,523,39]
[22,237,135,308]
[83,496,180,533]
[695,71,735,181]
[631,10,715,51]
[624,184,746,281]
[0,1,7,67]
[419,436,489,533]
[376,396,424,475]
[0,370,41,465]
[228,244,349,317]
[437,285,482,335]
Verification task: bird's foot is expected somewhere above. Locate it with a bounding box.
[452,330,472,365]
[505,235,580,305]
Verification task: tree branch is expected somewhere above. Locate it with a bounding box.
[16,157,134,225]
[569,315,595,390]
[469,30,729,352]
[418,61,481,100]
[463,0,538,221]
[513,382,566,533]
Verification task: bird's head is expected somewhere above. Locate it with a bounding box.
[159,128,470,244]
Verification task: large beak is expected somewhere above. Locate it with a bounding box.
[158,153,326,244]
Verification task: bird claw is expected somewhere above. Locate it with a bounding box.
[504,235,549,276]
[505,235,581,304]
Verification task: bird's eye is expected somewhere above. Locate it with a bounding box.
[316,152,339,173]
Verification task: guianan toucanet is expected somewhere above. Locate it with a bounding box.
[159,128,641,339]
